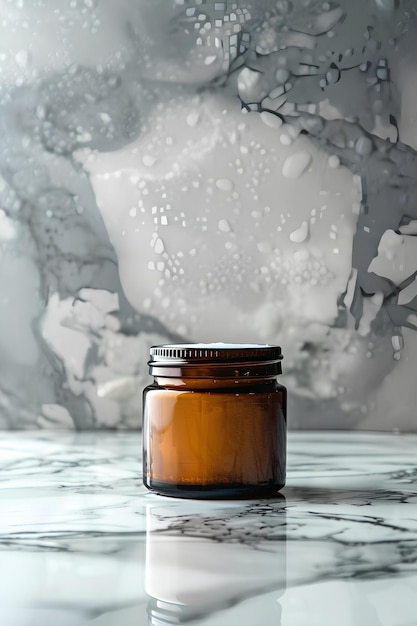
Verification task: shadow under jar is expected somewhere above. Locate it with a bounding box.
[142,343,287,499]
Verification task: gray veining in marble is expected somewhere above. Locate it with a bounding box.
[0,431,416,625]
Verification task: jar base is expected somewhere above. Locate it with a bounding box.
[144,478,285,500]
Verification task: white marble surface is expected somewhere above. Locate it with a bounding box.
[0,431,416,626]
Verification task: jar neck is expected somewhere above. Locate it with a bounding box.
[149,361,281,380]
[153,376,279,389]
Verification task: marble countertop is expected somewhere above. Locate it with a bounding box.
[1,431,417,626]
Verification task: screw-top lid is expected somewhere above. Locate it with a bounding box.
[148,343,283,378]
[149,343,282,362]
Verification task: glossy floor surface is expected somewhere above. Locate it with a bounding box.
[1,431,416,625]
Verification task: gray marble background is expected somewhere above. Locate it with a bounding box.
[1,1,417,431]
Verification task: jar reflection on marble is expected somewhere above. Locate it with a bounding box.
[142,343,287,499]
[145,502,286,626]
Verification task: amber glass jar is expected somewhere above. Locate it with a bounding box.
[142,343,286,499]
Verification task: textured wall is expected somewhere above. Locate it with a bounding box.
[1,1,417,430]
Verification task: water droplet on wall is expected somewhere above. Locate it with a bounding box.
[328,155,340,169]
[154,237,165,254]
[257,241,272,253]
[216,178,234,192]
[186,110,200,127]
[142,155,157,167]
[204,55,217,65]
[260,111,282,129]
[237,67,260,97]
[15,50,29,68]
[280,134,292,145]
[282,152,312,179]
[275,68,290,84]
[355,136,373,156]
[289,221,310,243]
[218,218,232,232]
[391,335,404,352]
